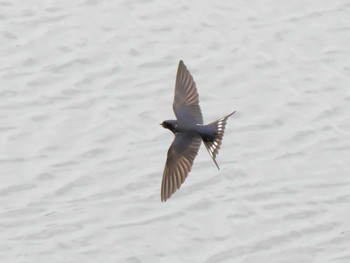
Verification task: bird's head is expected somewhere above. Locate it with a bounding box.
[160,120,177,133]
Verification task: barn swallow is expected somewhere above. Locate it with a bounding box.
[160,60,235,202]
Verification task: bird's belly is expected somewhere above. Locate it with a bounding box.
[194,124,216,140]
[176,124,215,139]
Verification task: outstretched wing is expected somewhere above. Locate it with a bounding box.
[173,60,203,125]
[161,133,202,202]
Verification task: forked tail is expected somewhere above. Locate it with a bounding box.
[203,111,235,170]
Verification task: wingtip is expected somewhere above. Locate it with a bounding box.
[161,194,166,202]
[161,194,170,202]
[177,60,185,73]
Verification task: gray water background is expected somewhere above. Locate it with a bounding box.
[1,0,350,262]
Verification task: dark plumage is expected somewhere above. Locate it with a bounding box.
[160,60,235,202]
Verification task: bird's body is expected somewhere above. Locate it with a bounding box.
[162,120,215,138]
[160,60,235,202]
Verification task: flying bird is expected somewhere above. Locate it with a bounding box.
[160,60,235,202]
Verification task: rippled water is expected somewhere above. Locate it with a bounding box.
[1,0,350,262]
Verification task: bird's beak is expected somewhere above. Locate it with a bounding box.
[159,123,162,125]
